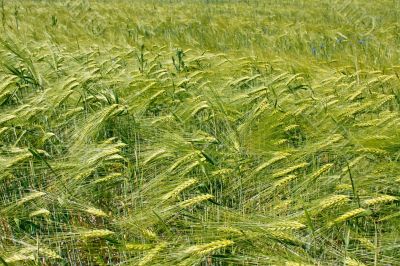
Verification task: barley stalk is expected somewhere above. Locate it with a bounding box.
[331,208,368,225]
[253,152,290,174]
[29,208,50,217]
[317,195,349,212]
[138,242,167,266]
[184,240,234,256]
[16,191,46,206]
[273,175,297,189]
[163,178,198,200]
[80,229,114,239]
[309,163,333,180]
[125,243,154,251]
[272,162,309,178]
[363,195,397,206]
[179,194,214,208]
[84,207,108,217]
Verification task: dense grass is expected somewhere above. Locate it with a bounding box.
[0,0,399,265]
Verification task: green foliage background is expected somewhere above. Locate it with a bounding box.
[0,0,399,265]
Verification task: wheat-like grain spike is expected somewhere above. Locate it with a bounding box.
[163,178,198,200]
[363,195,397,206]
[179,194,214,208]
[272,162,309,178]
[331,208,367,225]
[185,240,234,255]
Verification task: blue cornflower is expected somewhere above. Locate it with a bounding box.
[358,39,366,45]
[311,47,317,55]
[336,36,345,43]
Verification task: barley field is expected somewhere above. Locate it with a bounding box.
[0,0,399,265]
